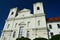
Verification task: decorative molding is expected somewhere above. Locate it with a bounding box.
[2,30,13,32]
[6,13,45,21]
[32,27,47,30]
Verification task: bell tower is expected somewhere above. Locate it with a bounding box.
[8,7,18,19]
[33,2,44,14]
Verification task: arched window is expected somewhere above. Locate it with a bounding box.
[37,7,40,10]
[13,31,16,38]
[11,12,14,15]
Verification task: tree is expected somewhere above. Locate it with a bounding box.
[33,38,48,40]
[16,38,21,40]
[16,37,31,40]
[50,34,60,40]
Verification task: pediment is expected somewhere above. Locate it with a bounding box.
[20,8,30,12]
[19,22,26,25]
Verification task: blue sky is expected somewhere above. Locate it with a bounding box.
[0,0,60,36]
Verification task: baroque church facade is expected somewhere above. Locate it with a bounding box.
[1,2,60,40]
[1,2,48,40]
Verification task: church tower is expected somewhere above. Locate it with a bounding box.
[0,2,48,40]
[32,2,48,39]
[8,7,18,19]
[0,7,18,40]
[33,2,44,15]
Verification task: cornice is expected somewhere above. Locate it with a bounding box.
[32,27,47,30]
[6,13,45,21]
[2,30,13,32]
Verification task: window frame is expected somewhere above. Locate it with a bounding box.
[11,12,14,15]
[57,24,60,28]
[37,7,40,10]
[26,31,29,38]
[18,26,24,38]
[50,32,53,37]
[49,25,52,29]
[13,31,16,38]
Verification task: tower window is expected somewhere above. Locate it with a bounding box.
[37,7,40,10]
[11,12,14,15]
[49,25,52,29]
[57,24,60,28]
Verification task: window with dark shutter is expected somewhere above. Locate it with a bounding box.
[57,24,60,28]
[11,12,14,15]
[50,32,53,37]
[49,25,52,29]
[37,7,40,10]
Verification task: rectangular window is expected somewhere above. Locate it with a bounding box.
[38,20,40,26]
[18,26,24,38]
[27,31,29,38]
[13,31,16,38]
[49,25,52,29]
[50,32,53,37]
[57,24,60,28]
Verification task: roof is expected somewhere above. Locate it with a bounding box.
[20,8,30,12]
[47,17,60,22]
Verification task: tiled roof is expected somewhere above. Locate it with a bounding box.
[47,17,60,22]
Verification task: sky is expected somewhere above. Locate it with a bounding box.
[0,0,60,36]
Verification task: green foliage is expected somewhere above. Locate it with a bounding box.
[16,37,31,40]
[16,38,21,40]
[50,34,60,40]
[33,38,48,40]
